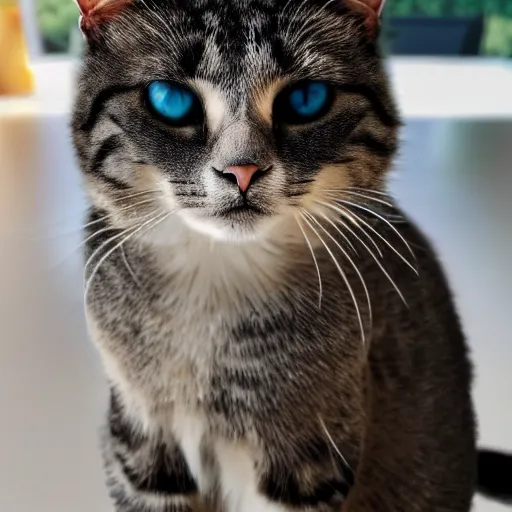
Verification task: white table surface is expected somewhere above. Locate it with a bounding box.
[0,58,511,511]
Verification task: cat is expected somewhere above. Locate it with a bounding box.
[71,0,485,511]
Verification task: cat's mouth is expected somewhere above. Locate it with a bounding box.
[216,200,267,218]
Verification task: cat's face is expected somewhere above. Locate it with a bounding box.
[72,0,399,243]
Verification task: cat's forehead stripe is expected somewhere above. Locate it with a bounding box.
[179,0,281,77]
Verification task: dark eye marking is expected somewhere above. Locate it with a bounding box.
[90,134,129,190]
[338,84,401,128]
[80,85,139,132]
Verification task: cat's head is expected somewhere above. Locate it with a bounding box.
[72,0,399,243]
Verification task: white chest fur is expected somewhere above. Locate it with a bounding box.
[172,411,286,512]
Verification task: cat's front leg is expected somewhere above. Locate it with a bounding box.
[258,457,352,512]
[104,391,201,512]
[214,435,354,512]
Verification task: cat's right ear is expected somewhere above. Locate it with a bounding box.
[75,0,132,39]
[346,0,386,38]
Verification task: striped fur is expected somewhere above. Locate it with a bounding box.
[71,1,476,511]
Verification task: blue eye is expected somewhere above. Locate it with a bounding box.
[146,81,200,125]
[276,81,332,124]
[289,82,328,117]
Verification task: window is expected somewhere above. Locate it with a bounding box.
[31,0,512,56]
[383,0,512,57]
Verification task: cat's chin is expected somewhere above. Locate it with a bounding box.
[178,210,276,244]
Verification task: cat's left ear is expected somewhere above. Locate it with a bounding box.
[346,0,386,38]
[75,0,132,38]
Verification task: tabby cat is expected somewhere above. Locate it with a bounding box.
[71,0,482,511]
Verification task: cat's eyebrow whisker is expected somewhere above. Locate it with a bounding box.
[296,217,323,309]
[330,197,418,272]
[319,201,408,306]
[300,210,366,346]
[306,210,372,329]
[84,211,172,303]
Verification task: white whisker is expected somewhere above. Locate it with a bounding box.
[83,197,161,228]
[317,200,383,257]
[319,416,352,473]
[339,189,395,208]
[319,201,408,305]
[107,197,157,213]
[334,198,417,270]
[35,194,164,241]
[110,188,163,204]
[80,201,154,250]
[307,211,372,328]
[121,245,142,289]
[49,225,118,270]
[82,210,160,277]
[315,206,359,255]
[346,187,392,197]
[296,216,323,308]
[300,210,366,346]
[84,212,171,304]
[84,228,135,282]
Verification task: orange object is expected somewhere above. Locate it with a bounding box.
[0,1,34,96]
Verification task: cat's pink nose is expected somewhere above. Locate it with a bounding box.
[223,164,260,193]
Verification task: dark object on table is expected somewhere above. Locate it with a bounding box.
[477,449,512,504]
[386,16,484,56]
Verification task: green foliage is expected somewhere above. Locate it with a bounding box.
[483,14,512,56]
[36,0,78,52]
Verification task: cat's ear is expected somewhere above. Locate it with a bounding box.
[346,0,386,38]
[75,0,132,38]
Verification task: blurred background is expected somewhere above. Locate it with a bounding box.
[33,0,512,57]
[0,0,511,511]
